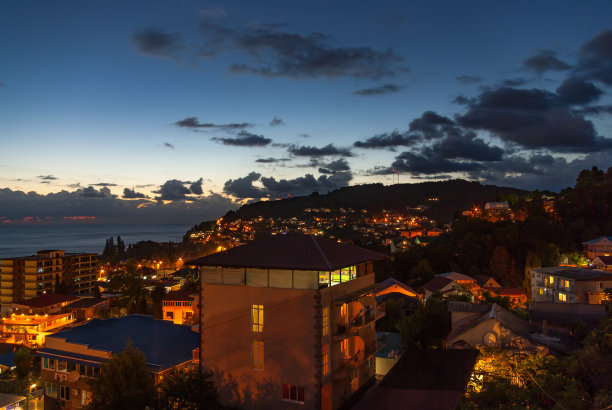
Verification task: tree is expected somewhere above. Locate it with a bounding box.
[86,343,155,410]
[14,347,32,379]
[150,284,167,319]
[157,368,219,410]
[396,294,450,349]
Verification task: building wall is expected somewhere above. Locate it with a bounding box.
[575,279,612,304]
[162,299,195,325]
[530,270,576,303]
[201,283,319,410]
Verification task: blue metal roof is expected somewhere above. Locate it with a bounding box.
[48,315,198,371]
[582,236,612,245]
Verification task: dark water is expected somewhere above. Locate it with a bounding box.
[0,224,191,257]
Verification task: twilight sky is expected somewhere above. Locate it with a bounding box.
[1,1,612,224]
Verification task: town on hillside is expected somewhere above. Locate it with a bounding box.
[0,168,611,409]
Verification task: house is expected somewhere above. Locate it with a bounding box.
[389,237,411,253]
[423,272,478,300]
[474,275,501,289]
[0,311,75,347]
[37,315,199,409]
[189,234,387,410]
[591,255,612,271]
[530,266,612,304]
[162,290,199,325]
[376,277,418,299]
[0,393,26,410]
[446,302,535,351]
[494,288,528,306]
[582,236,612,259]
[63,298,109,322]
[11,294,80,315]
[353,349,478,410]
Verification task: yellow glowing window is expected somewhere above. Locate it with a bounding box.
[252,341,264,370]
[548,276,554,285]
[539,288,543,295]
[322,307,329,336]
[341,338,348,354]
[563,280,570,288]
[558,293,566,302]
[340,304,346,317]
[252,304,263,333]
[322,344,329,376]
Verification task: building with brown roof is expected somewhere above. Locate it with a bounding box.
[190,234,387,410]
[530,266,612,304]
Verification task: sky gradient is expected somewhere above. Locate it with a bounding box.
[1,1,612,224]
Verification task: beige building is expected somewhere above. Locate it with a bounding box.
[162,290,199,325]
[190,234,386,410]
[582,236,612,259]
[531,266,612,304]
[64,253,99,294]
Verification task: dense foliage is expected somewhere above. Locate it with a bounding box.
[157,368,220,410]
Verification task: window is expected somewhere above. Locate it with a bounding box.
[252,304,264,333]
[282,384,304,404]
[548,276,554,285]
[539,288,544,296]
[252,341,264,370]
[558,293,567,302]
[341,338,348,354]
[322,345,329,376]
[59,385,70,401]
[81,390,92,406]
[563,279,570,288]
[45,382,57,398]
[67,362,76,372]
[322,307,329,337]
[340,304,346,317]
[166,311,174,319]
[57,361,67,372]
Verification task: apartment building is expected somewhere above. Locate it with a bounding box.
[162,290,199,325]
[38,315,199,409]
[530,266,612,304]
[0,251,99,314]
[190,234,387,410]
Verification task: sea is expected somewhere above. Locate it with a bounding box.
[0,224,191,258]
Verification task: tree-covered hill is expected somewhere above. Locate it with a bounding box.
[223,179,527,222]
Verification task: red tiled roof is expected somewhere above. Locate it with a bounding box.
[14,294,80,308]
[188,234,387,270]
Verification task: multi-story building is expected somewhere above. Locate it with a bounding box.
[582,236,612,259]
[190,234,386,410]
[37,315,199,409]
[64,253,99,294]
[530,266,612,304]
[162,290,199,325]
[0,250,99,314]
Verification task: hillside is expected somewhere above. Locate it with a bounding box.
[223,179,527,223]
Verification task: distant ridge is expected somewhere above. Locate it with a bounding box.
[223,179,527,222]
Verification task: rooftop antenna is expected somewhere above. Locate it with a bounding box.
[392,169,400,185]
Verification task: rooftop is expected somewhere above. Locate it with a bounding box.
[422,275,454,293]
[532,266,612,281]
[65,297,107,309]
[14,294,80,308]
[44,315,198,371]
[582,236,612,245]
[163,290,196,302]
[188,234,386,270]
[439,272,476,282]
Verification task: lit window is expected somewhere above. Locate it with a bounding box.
[322,307,329,337]
[539,288,544,296]
[322,345,329,376]
[548,276,554,285]
[282,384,305,403]
[341,338,348,354]
[563,280,570,288]
[252,304,264,333]
[252,341,264,370]
[340,304,346,317]
[558,293,567,302]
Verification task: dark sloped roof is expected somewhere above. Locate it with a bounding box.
[474,274,500,288]
[377,277,417,295]
[532,266,612,281]
[14,294,80,308]
[47,315,198,371]
[163,290,195,302]
[376,292,420,307]
[423,276,454,293]
[187,234,387,270]
[65,298,107,309]
[448,301,490,313]
[593,255,612,266]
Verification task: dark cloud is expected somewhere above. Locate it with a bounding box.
[431,130,503,162]
[457,87,612,152]
[261,172,352,196]
[384,150,484,175]
[37,175,57,180]
[575,105,612,116]
[497,78,530,87]
[456,75,483,84]
[223,172,263,199]
[0,188,236,225]
[288,144,353,157]
[198,19,404,79]
[132,28,183,59]
[189,178,203,195]
[174,117,253,132]
[556,77,603,105]
[523,51,571,73]
[318,158,350,174]
[79,186,116,198]
[255,157,289,163]
[269,116,285,126]
[408,111,455,139]
[154,180,192,201]
[353,130,420,150]
[575,30,612,85]
[352,84,404,96]
[164,142,175,149]
[452,95,476,105]
[212,131,272,146]
[89,183,117,187]
[122,188,147,199]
